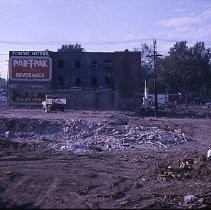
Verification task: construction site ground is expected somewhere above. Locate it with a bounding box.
[0,108,211,209]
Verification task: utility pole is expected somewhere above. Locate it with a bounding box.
[147,39,162,117]
[5,60,10,108]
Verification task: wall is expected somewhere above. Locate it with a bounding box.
[8,50,142,111]
[113,51,142,111]
[51,52,114,90]
[54,88,115,110]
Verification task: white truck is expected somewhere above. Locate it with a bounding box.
[42,95,67,113]
[142,80,181,111]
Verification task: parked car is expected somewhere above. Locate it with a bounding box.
[42,95,66,113]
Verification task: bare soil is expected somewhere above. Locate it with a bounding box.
[0,108,211,209]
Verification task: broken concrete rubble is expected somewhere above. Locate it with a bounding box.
[207,149,211,161]
[0,118,188,154]
[184,194,197,204]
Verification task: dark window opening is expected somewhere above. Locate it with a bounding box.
[91,77,97,86]
[58,76,64,86]
[75,77,81,86]
[105,60,112,68]
[105,75,114,88]
[58,60,64,68]
[92,60,97,68]
[75,60,81,69]
[105,75,110,84]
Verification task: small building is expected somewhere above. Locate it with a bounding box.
[8,50,142,111]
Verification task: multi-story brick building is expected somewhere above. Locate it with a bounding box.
[8,50,142,111]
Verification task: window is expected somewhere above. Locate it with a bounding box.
[91,77,97,86]
[75,60,81,69]
[105,60,112,68]
[75,77,81,86]
[105,74,113,87]
[105,75,110,84]
[92,60,97,69]
[58,60,64,68]
[58,76,64,86]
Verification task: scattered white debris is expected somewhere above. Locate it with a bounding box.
[48,119,188,153]
[207,149,211,161]
[0,119,188,154]
[184,194,197,204]
[4,131,10,138]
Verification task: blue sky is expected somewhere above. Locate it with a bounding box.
[0,0,211,79]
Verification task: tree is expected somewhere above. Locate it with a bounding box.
[134,43,154,94]
[0,77,7,88]
[134,43,153,73]
[57,43,85,52]
[135,43,154,81]
[157,41,211,107]
[189,42,211,97]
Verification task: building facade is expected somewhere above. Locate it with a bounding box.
[8,50,142,111]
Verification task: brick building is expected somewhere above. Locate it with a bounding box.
[8,50,142,111]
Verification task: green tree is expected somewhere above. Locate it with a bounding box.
[134,43,154,94]
[0,77,7,88]
[157,41,211,108]
[189,42,211,97]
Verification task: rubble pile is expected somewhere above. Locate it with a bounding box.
[0,118,188,153]
[157,156,211,182]
[52,119,188,153]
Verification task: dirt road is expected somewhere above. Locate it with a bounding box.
[0,109,211,209]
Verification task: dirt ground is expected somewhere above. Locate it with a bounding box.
[0,108,211,209]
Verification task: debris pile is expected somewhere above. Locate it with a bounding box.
[0,118,188,153]
[157,156,211,182]
[154,194,208,209]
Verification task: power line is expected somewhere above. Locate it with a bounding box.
[0,39,153,45]
[0,38,210,57]
[1,38,210,45]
